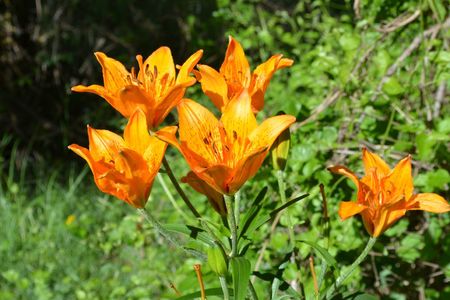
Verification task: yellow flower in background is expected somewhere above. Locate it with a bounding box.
[329,148,450,237]
[157,89,296,196]
[65,214,76,226]
[72,48,203,128]
[194,36,293,112]
[68,109,176,208]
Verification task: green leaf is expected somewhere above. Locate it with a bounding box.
[437,51,450,63]
[246,194,309,234]
[239,187,267,238]
[437,118,450,134]
[269,194,309,218]
[164,224,215,246]
[416,133,436,161]
[230,257,252,300]
[297,239,337,267]
[342,292,380,300]
[427,217,443,244]
[339,33,361,51]
[384,219,408,237]
[396,233,424,263]
[382,77,405,96]
[373,50,391,75]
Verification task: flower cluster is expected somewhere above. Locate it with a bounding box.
[70,36,449,238]
[70,36,295,211]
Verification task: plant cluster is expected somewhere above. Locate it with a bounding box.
[69,35,450,299]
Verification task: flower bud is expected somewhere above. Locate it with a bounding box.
[207,246,228,276]
[271,112,291,171]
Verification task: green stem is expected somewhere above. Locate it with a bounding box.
[318,184,330,291]
[380,109,395,152]
[162,158,226,250]
[162,157,201,218]
[276,170,295,248]
[219,276,230,300]
[138,208,178,246]
[234,190,241,229]
[248,280,259,300]
[225,194,238,257]
[324,237,377,299]
[137,208,205,260]
[157,173,190,221]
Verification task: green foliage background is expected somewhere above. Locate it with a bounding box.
[1,0,449,299]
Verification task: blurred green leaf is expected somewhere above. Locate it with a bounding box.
[396,234,425,263]
[230,257,251,300]
[382,77,405,96]
[297,239,337,267]
[339,34,361,51]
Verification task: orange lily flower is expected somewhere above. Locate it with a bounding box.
[157,89,296,195]
[68,109,176,208]
[182,171,227,216]
[329,148,450,237]
[72,48,203,128]
[194,36,293,112]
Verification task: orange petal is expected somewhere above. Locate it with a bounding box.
[338,201,367,220]
[278,58,294,69]
[248,114,296,152]
[195,64,228,111]
[220,90,258,156]
[124,109,151,154]
[372,207,389,237]
[68,144,110,177]
[152,83,189,128]
[72,84,107,97]
[68,144,126,202]
[154,126,181,151]
[250,55,292,112]
[227,147,267,194]
[362,147,390,176]
[219,36,251,95]
[407,193,450,213]
[156,125,211,174]
[72,84,124,116]
[115,149,149,178]
[137,47,176,93]
[182,171,226,215]
[94,52,130,93]
[176,49,203,84]
[383,208,406,235]
[112,149,153,208]
[371,198,407,237]
[360,168,381,196]
[361,209,375,236]
[87,126,125,162]
[177,99,222,165]
[118,85,153,119]
[143,126,177,171]
[384,155,413,201]
[195,164,234,195]
[328,165,360,188]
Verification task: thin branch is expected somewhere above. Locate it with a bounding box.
[291,90,342,131]
[371,17,450,102]
[433,78,447,118]
[353,0,361,19]
[378,10,421,33]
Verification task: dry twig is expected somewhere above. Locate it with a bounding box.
[378,10,421,33]
[371,17,450,102]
